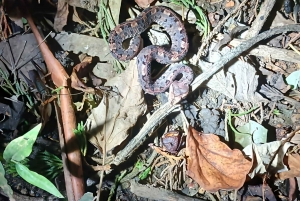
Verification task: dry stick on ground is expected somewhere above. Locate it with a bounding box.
[127,180,206,201]
[229,39,300,64]
[245,0,276,39]
[20,1,85,200]
[111,24,300,168]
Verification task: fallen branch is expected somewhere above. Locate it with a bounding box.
[229,39,300,64]
[19,1,85,200]
[124,180,206,201]
[245,0,276,39]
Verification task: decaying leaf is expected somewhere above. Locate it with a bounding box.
[205,59,265,103]
[276,152,300,180]
[186,126,252,192]
[70,57,99,94]
[54,0,69,32]
[243,141,294,178]
[86,59,147,153]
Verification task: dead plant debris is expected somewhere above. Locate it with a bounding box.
[0,0,300,201]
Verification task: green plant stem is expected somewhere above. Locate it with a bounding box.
[227,106,259,136]
[107,171,127,201]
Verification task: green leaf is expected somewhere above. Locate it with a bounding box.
[3,123,42,162]
[134,160,144,170]
[139,167,151,180]
[79,192,94,201]
[0,162,15,201]
[286,70,300,89]
[236,120,268,148]
[15,163,64,198]
[21,17,28,24]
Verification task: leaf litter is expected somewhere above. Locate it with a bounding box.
[1,0,300,200]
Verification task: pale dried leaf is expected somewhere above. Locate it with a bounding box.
[50,32,113,60]
[86,59,147,153]
[243,141,294,178]
[205,59,265,102]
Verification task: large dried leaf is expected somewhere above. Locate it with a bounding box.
[86,59,147,153]
[186,126,252,192]
[205,58,266,103]
[243,141,294,178]
[50,32,113,61]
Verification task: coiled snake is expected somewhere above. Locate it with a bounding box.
[108,6,193,104]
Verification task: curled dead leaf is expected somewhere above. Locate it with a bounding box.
[70,57,103,94]
[186,126,252,192]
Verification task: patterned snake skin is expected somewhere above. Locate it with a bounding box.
[108,6,193,103]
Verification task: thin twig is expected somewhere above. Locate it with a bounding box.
[97,94,108,201]
[29,31,53,53]
[289,44,300,56]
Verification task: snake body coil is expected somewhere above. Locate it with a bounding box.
[109,6,193,102]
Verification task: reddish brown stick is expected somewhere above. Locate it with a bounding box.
[22,2,85,200]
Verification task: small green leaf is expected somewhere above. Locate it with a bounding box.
[286,70,300,89]
[73,121,87,156]
[79,192,94,201]
[3,123,42,162]
[21,17,28,24]
[139,167,151,180]
[134,160,144,170]
[15,163,64,198]
[0,162,15,201]
[273,109,281,116]
[236,120,268,148]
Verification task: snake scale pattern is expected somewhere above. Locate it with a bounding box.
[108,6,193,103]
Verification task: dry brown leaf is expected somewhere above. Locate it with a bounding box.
[135,0,156,8]
[86,59,147,153]
[54,0,69,32]
[186,126,252,192]
[276,152,300,180]
[70,57,97,93]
